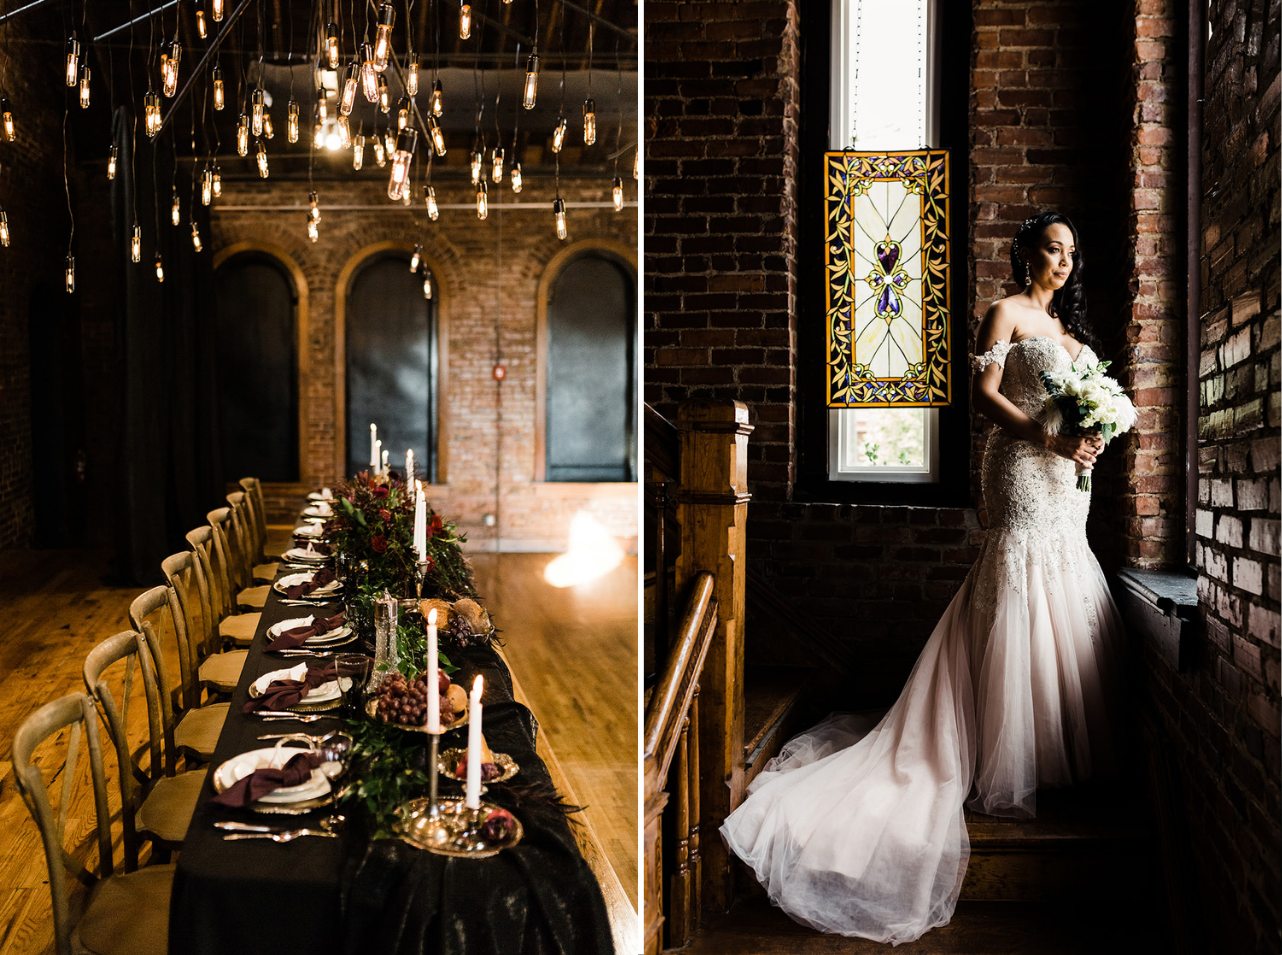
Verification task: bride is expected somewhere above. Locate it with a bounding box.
[720,211,1125,944]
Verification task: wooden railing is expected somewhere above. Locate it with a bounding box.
[643,400,753,952]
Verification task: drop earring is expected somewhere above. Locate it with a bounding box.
[1022,258,1031,287]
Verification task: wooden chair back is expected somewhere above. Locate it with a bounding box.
[238,476,269,560]
[12,693,115,955]
[82,630,165,872]
[128,586,185,770]
[187,524,228,622]
[205,506,244,599]
[162,549,214,669]
[223,496,256,588]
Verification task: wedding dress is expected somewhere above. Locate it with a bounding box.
[720,336,1124,944]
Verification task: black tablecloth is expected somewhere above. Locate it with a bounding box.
[169,569,612,955]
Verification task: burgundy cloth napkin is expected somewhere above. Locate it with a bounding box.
[292,540,332,557]
[243,662,340,714]
[282,567,338,600]
[266,611,346,652]
[209,752,322,808]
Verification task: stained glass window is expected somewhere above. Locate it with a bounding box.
[824,149,951,408]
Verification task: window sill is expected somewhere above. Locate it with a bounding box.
[1111,567,1199,671]
[792,474,972,508]
[532,482,638,498]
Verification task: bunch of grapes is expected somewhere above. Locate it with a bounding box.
[374,670,455,726]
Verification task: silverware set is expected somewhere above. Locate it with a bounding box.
[215,821,337,842]
[253,711,332,722]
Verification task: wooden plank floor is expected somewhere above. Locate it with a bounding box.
[469,552,639,910]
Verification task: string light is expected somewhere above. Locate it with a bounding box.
[78,66,90,108]
[341,61,359,115]
[613,176,623,211]
[387,128,417,200]
[553,197,567,240]
[491,146,503,183]
[424,184,438,220]
[0,210,10,247]
[523,53,539,109]
[190,220,202,251]
[470,148,482,184]
[145,92,161,137]
[212,164,222,197]
[325,22,340,69]
[313,122,324,148]
[406,57,419,96]
[410,243,421,271]
[422,273,432,299]
[263,112,274,139]
[107,144,118,179]
[309,190,321,222]
[195,0,208,38]
[459,3,472,38]
[475,180,487,219]
[155,254,164,283]
[431,79,443,116]
[131,224,141,263]
[317,86,329,123]
[1,99,13,141]
[257,140,269,178]
[353,134,365,170]
[308,218,319,241]
[427,116,445,156]
[252,89,265,135]
[65,35,79,88]
[171,188,181,225]
[65,256,74,293]
[287,100,299,142]
[212,67,225,110]
[510,161,522,193]
[552,116,566,153]
[384,129,396,158]
[361,44,378,102]
[374,3,395,72]
[338,115,351,148]
[201,166,213,204]
[373,133,386,165]
[583,99,596,145]
[162,41,181,97]
[236,114,249,155]
[397,96,410,130]
[377,75,390,113]
[212,0,224,21]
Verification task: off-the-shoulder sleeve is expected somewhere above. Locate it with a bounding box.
[971,338,1012,373]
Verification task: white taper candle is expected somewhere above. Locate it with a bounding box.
[426,608,440,733]
[465,675,483,809]
[370,423,378,468]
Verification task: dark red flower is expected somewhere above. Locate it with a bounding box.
[372,485,390,500]
[428,514,445,537]
[378,509,392,523]
[370,535,387,553]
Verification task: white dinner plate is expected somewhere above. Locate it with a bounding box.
[293,523,323,538]
[303,504,333,518]
[272,572,342,596]
[306,489,333,501]
[213,747,332,804]
[249,666,348,704]
[283,546,328,563]
[266,615,353,645]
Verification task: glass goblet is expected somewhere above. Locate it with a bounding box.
[335,653,374,717]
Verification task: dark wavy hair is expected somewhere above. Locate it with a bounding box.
[1010,211,1098,354]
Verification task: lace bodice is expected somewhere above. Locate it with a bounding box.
[978,336,1097,419]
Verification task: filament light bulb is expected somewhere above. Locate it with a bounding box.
[107,143,118,179]
[65,256,75,293]
[475,181,487,219]
[431,79,443,116]
[583,99,596,146]
[373,4,395,72]
[317,87,328,124]
[309,191,321,222]
[427,117,445,156]
[162,42,181,97]
[470,148,482,184]
[65,36,79,88]
[212,0,223,21]
[263,112,274,139]
[406,57,419,95]
[236,114,249,156]
[353,135,365,170]
[212,166,222,197]
[613,176,624,211]
[552,116,566,153]
[131,225,141,263]
[78,66,90,109]
[2,99,13,141]
[341,60,359,115]
[256,141,269,178]
[425,185,439,220]
[377,75,390,114]
[387,127,417,200]
[553,197,567,240]
[384,130,396,157]
[325,22,340,69]
[459,3,471,38]
[195,0,207,38]
[511,161,522,193]
[338,115,351,148]
[491,147,504,183]
[308,218,319,242]
[212,67,225,110]
[252,88,265,135]
[423,274,432,299]
[145,92,161,137]
[155,255,164,283]
[361,44,378,103]
[191,221,202,251]
[172,189,181,225]
[201,167,212,205]
[0,210,9,247]
[522,53,539,109]
[397,96,409,130]
[410,243,421,271]
[373,134,386,166]
[287,100,299,142]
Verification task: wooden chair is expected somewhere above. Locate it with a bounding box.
[208,505,270,610]
[162,550,248,695]
[129,586,228,763]
[12,693,174,955]
[237,476,283,574]
[83,630,204,861]
[186,525,260,648]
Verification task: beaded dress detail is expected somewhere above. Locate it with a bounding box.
[720,336,1124,945]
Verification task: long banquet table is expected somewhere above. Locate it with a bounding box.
[169,538,613,955]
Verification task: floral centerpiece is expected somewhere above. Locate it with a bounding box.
[1040,360,1137,491]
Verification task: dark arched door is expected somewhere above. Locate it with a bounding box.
[345,254,438,481]
[545,254,636,482]
[213,253,299,483]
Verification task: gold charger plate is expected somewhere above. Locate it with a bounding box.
[437,748,519,785]
[395,797,523,858]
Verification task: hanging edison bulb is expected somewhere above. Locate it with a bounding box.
[424,184,439,220]
[340,62,358,116]
[191,221,202,251]
[353,134,365,170]
[406,56,419,95]
[145,92,162,137]
[107,143,118,179]
[65,256,75,293]
[212,67,225,110]
[373,3,395,72]
[475,180,487,219]
[582,99,596,145]
[171,188,181,225]
[325,22,340,69]
[377,75,390,114]
[0,209,9,247]
[309,190,321,223]
[252,88,265,135]
[212,0,224,21]
[459,3,471,39]
[236,114,249,156]
[553,197,567,240]
[612,176,623,211]
[201,166,213,205]
[256,141,269,178]
[372,133,386,166]
[511,161,522,193]
[2,99,14,142]
[287,100,299,142]
[361,44,378,102]
[427,117,445,157]
[334,116,349,148]
[491,146,504,183]
[263,112,274,139]
[470,148,482,184]
[384,129,396,158]
[195,0,208,38]
[131,224,142,263]
[410,243,421,272]
[212,164,222,197]
[317,85,331,123]
[431,79,443,116]
[396,96,410,130]
[387,127,417,200]
[65,35,79,88]
[308,217,319,242]
[155,254,164,283]
[523,53,539,109]
[422,273,432,299]
[551,116,566,153]
[78,66,90,108]
[162,41,181,97]
[313,122,325,148]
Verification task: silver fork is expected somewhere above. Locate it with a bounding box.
[254,713,331,723]
[223,829,338,842]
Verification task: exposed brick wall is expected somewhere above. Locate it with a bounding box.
[211,174,638,551]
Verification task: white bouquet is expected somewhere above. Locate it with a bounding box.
[1039,360,1137,491]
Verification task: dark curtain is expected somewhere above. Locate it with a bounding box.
[112,106,221,586]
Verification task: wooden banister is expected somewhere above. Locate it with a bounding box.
[645,404,680,479]
[643,572,717,775]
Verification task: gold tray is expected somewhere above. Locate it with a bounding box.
[366,696,468,732]
[437,748,519,785]
[395,797,523,858]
